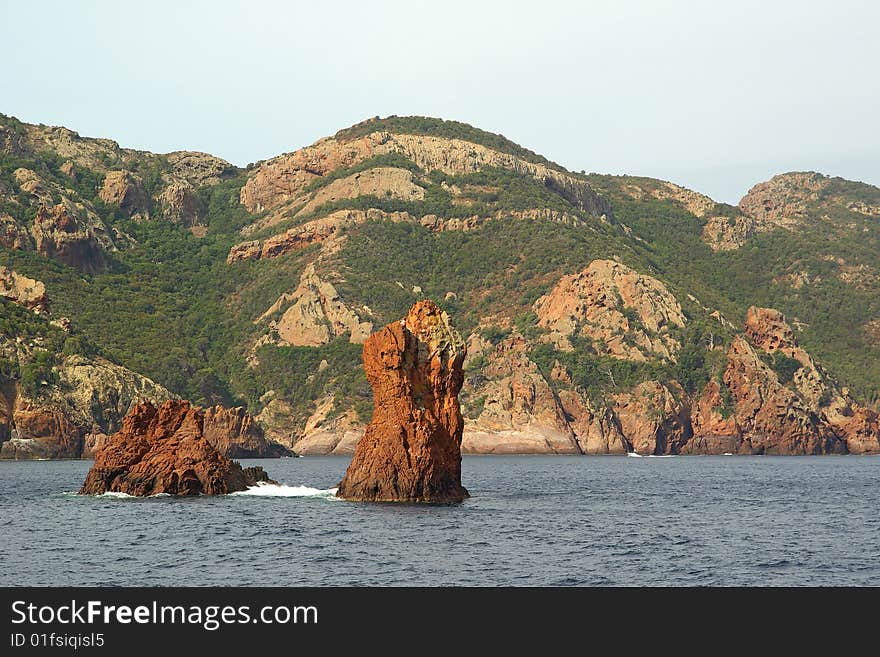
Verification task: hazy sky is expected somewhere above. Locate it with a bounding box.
[1,0,877,203]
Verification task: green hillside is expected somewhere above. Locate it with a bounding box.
[1,112,878,444]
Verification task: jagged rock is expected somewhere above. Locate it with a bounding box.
[32,204,105,273]
[556,390,627,454]
[611,380,692,455]
[0,405,84,459]
[743,307,880,453]
[79,401,274,496]
[0,267,48,313]
[202,404,292,458]
[461,334,579,454]
[738,172,827,228]
[264,264,372,346]
[533,259,685,361]
[157,180,201,225]
[99,171,149,217]
[337,301,468,503]
[721,336,840,454]
[687,379,742,453]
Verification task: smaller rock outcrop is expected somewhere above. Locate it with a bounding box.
[32,204,106,273]
[611,380,692,455]
[261,263,373,347]
[533,259,685,361]
[99,171,149,217]
[0,267,48,313]
[157,180,202,225]
[461,333,580,454]
[738,172,826,228]
[337,301,468,503]
[80,401,274,496]
[202,404,292,458]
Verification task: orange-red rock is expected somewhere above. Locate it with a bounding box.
[202,404,292,458]
[611,380,692,455]
[80,400,274,496]
[337,301,468,503]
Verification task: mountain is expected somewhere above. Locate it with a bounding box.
[1,113,878,457]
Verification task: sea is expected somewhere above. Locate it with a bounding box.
[2,455,879,586]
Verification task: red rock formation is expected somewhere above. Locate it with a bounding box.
[686,379,743,454]
[202,405,292,458]
[337,301,468,502]
[80,400,274,496]
[556,390,627,454]
[99,170,149,217]
[720,337,841,454]
[32,204,105,273]
[611,380,692,454]
[0,405,84,459]
[744,307,795,352]
[833,406,880,454]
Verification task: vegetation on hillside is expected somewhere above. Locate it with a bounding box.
[1,113,878,430]
[334,115,563,171]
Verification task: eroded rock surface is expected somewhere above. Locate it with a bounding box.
[202,404,292,458]
[0,267,48,313]
[337,301,468,502]
[533,259,685,361]
[261,264,372,347]
[80,401,274,496]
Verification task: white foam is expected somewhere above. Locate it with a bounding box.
[723,452,734,456]
[626,452,643,458]
[66,491,174,499]
[230,482,339,498]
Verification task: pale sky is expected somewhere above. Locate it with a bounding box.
[1,0,877,203]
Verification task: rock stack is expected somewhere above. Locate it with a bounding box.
[337,301,469,503]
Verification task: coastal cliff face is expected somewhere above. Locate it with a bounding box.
[337,301,468,502]
[0,268,289,459]
[3,113,878,458]
[202,404,293,458]
[79,400,274,496]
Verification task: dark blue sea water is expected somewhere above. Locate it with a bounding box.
[2,455,879,586]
